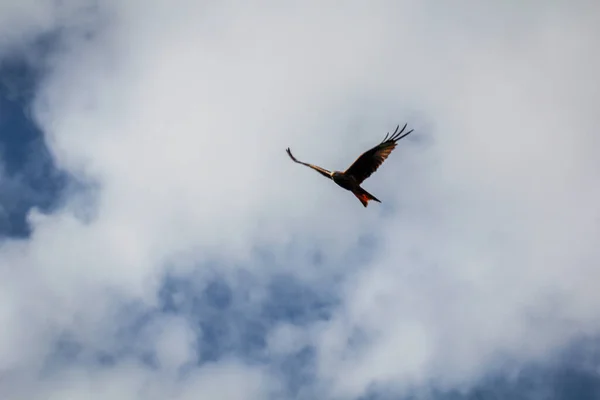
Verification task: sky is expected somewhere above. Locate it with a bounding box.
[1,1,600,399]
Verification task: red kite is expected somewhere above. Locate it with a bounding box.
[286,123,413,207]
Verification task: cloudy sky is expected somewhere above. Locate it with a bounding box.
[1,1,600,399]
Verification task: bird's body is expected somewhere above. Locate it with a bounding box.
[286,123,413,207]
[331,171,355,191]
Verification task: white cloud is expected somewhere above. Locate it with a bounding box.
[10,359,271,400]
[0,0,599,399]
[142,314,199,371]
[267,322,309,356]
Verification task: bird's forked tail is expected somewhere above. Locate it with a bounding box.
[353,186,381,208]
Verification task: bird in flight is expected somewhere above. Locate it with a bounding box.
[286,123,413,207]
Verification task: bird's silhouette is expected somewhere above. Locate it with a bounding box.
[286,123,413,207]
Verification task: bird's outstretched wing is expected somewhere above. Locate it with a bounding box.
[343,123,413,184]
[286,147,332,179]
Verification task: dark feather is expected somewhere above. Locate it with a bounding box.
[286,147,332,179]
[343,123,413,184]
